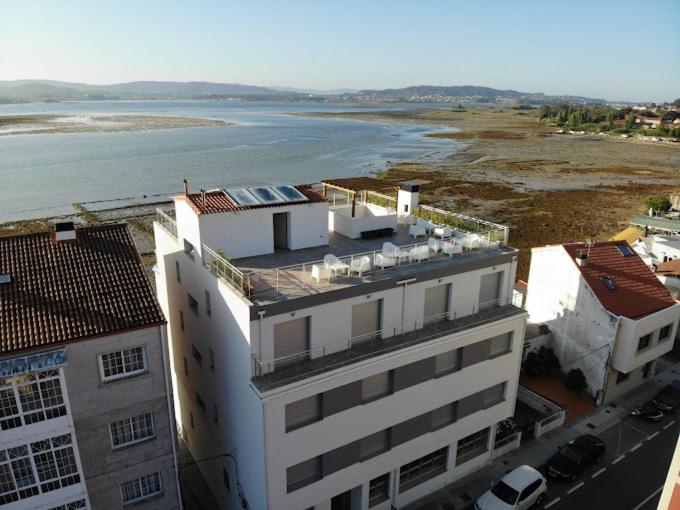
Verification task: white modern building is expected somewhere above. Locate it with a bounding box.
[0,223,181,510]
[153,177,527,510]
[526,241,680,404]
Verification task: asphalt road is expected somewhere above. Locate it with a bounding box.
[538,413,679,510]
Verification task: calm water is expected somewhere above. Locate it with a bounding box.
[0,101,461,221]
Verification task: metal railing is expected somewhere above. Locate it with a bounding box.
[365,191,397,211]
[414,204,510,244]
[201,244,252,297]
[494,431,522,452]
[155,208,177,239]
[251,298,521,389]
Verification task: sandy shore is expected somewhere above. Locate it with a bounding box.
[0,113,230,136]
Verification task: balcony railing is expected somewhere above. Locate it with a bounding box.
[414,204,509,244]
[156,208,177,239]
[251,299,524,391]
[201,244,252,297]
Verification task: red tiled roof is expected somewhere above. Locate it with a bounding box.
[0,224,165,356]
[563,241,675,319]
[179,185,326,214]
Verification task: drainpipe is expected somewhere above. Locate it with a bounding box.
[161,326,183,510]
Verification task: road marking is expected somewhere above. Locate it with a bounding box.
[664,420,676,430]
[612,454,626,464]
[632,485,664,510]
[624,421,649,436]
[648,431,660,440]
[630,442,643,452]
[591,467,607,478]
[544,497,561,509]
[567,482,585,494]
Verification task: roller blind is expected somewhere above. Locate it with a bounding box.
[274,317,309,367]
[352,299,382,342]
[424,284,449,322]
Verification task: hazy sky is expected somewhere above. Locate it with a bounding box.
[2,0,679,102]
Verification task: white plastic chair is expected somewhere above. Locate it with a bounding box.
[428,237,441,253]
[323,254,349,278]
[410,245,430,262]
[350,256,372,276]
[383,242,409,264]
[311,264,330,282]
[409,224,427,239]
[434,226,452,238]
[442,241,463,257]
[417,218,435,234]
[375,252,396,269]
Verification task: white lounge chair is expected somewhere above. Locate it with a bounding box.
[409,224,427,239]
[310,264,330,282]
[323,254,349,278]
[350,256,372,276]
[441,241,463,257]
[375,252,396,269]
[382,242,409,264]
[410,245,430,262]
[433,226,452,239]
[428,237,441,253]
[417,218,435,234]
[460,236,478,251]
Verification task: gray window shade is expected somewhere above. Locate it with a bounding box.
[285,395,321,432]
[479,272,502,310]
[391,412,432,447]
[362,372,392,402]
[274,317,309,368]
[323,442,360,475]
[393,357,435,391]
[424,284,449,323]
[457,389,485,419]
[461,339,490,368]
[287,456,321,493]
[435,349,461,376]
[484,382,506,408]
[323,381,362,417]
[431,402,457,430]
[360,430,390,461]
[352,300,382,342]
[489,333,512,358]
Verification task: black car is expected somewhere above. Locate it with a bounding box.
[546,434,606,481]
[630,402,664,422]
[652,392,680,413]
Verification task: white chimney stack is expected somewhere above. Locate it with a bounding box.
[575,250,588,266]
[397,182,420,220]
[54,221,76,242]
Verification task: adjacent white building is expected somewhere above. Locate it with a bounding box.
[526,241,680,404]
[153,177,527,510]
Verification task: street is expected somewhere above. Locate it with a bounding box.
[539,413,678,510]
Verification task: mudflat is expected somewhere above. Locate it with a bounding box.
[307,108,680,279]
[0,113,230,136]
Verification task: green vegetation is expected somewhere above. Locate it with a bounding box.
[644,196,672,213]
[565,368,587,392]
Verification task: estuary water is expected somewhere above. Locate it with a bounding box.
[0,101,461,221]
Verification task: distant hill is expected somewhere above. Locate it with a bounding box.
[0,80,608,105]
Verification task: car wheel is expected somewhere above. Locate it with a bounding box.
[534,493,545,507]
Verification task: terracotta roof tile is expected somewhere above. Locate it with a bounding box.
[0,224,165,355]
[179,184,326,215]
[563,241,675,319]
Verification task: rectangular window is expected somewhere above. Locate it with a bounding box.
[457,389,485,419]
[424,284,449,323]
[183,357,188,376]
[189,411,194,429]
[110,413,155,449]
[0,369,67,430]
[99,346,148,382]
[0,433,81,505]
[192,345,202,367]
[209,348,215,371]
[205,290,211,316]
[369,473,390,507]
[489,333,512,358]
[660,324,673,342]
[286,395,322,432]
[213,402,219,424]
[48,498,87,510]
[175,260,181,282]
[479,271,502,310]
[121,472,163,505]
[637,334,651,352]
[435,349,461,377]
[274,317,310,368]
[461,339,491,369]
[188,293,199,315]
[483,382,506,408]
[399,447,447,492]
[196,393,206,412]
[431,402,457,430]
[179,310,185,331]
[183,239,195,259]
[362,372,392,403]
[287,456,322,493]
[351,299,382,342]
[359,429,390,461]
[456,427,489,466]
[616,371,629,384]
[223,466,230,493]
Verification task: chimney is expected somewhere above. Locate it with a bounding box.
[575,250,588,266]
[397,181,420,220]
[183,179,189,195]
[200,188,206,207]
[54,221,76,242]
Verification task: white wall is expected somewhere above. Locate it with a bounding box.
[329,204,397,239]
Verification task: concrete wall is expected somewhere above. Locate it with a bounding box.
[329,204,398,239]
[64,326,180,510]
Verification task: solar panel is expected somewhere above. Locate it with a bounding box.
[249,186,286,204]
[224,188,261,206]
[616,244,634,257]
[273,185,308,203]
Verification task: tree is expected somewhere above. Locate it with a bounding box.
[624,114,636,130]
[644,196,672,213]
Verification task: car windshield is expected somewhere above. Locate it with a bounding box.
[491,480,519,505]
[561,447,581,464]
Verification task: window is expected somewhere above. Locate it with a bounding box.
[121,472,163,505]
[175,260,181,282]
[616,371,629,384]
[660,324,673,342]
[637,334,651,352]
[183,239,195,259]
[0,434,81,505]
[369,473,390,507]
[274,317,310,369]
[424,284,449,323]
[48,498,87,510]
[351,299,382,342]
[183,357,188,376]
[399,447,447,492]
[600,276,616,291]
[483,382,506,408]
[99,346,148,382]
[431,402,457,430]
[209,348,215,372]
[435,349,461,377]
[489,333,512,358]
[179,310,185,330]
[189,411,194,429]
[205,290,211,316]
[479,271,502,310]
[286,395,322,432]
[110,413,155,448]
[223,466,230,493]
[519,479,542,502]
[287,456,322,493]
[213,402,219,424]
[456,427,489,466]
[616,244,635,257]
[362,372,392,403]
[0,369,67,430]
[192,345,203,366]
[188,293,199,315]
[196,393,206,412]
[359,430,390,461]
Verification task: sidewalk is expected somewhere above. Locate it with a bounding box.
[406,360,680,510]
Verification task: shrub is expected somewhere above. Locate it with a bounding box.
[565,368,587,392]
[644,196,672,214]
[523,346,559,377]
[538,324,551,335]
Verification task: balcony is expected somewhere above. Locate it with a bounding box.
[156,209,177,239]
[251,300,525,392]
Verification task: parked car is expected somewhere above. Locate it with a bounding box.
[652,392,680,413]
[475,465,547,510]
[546,434,606,481]
[630,402,664,422]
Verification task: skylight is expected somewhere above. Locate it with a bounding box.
[0,274,10,284]
[600,276,617,291]
[616,244,635,257]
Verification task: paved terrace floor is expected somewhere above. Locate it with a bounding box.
[252,304,525,392]
[233,224,512,305]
